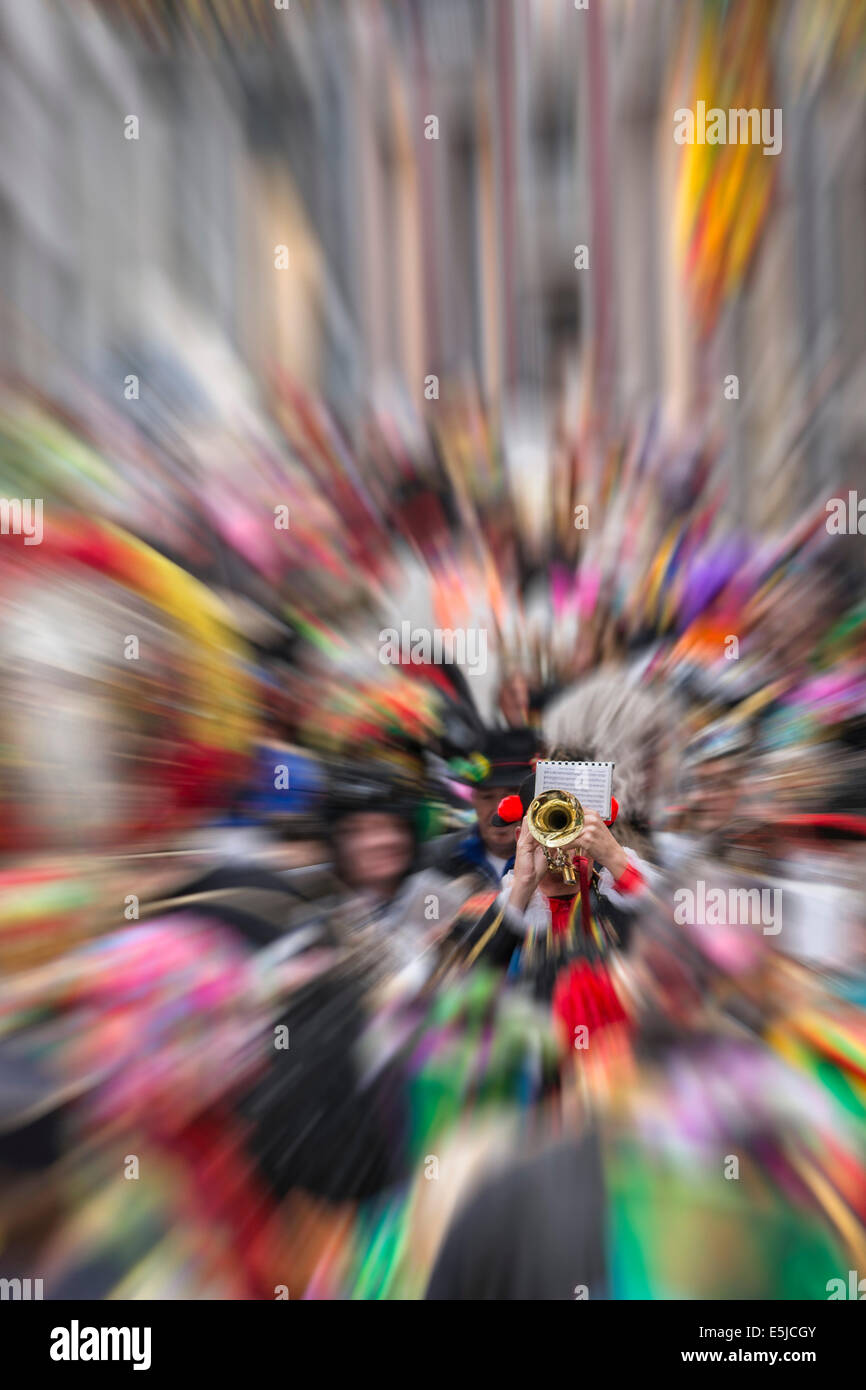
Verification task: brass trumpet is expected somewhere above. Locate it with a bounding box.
[527,789,584,884]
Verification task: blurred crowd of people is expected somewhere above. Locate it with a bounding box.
[1,403,863,1298]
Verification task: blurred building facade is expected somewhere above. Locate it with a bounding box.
[2,0,866,534]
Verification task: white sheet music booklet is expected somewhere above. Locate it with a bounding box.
[533,760,614,820]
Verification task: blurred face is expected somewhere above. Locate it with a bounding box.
[471,784,522,856]
[498,673,529,727]
[338,812,413,892]
[538,866,580,897]
[689,758,742,832]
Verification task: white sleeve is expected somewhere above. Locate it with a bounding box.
[494,871,551,937]
[595,848,657,911]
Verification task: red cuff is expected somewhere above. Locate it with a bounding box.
[612,859,644,896]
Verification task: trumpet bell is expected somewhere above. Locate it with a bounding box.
[527,788,584,847]
[527,789,583,883]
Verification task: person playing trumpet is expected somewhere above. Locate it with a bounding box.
[495,777,651,938]
[442,771,655,983]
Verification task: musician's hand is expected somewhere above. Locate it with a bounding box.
[510,818,549,911]
[573,810,629,881]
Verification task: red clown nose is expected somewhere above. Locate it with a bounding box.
[496,794,524,825]
[604,797,619,827]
